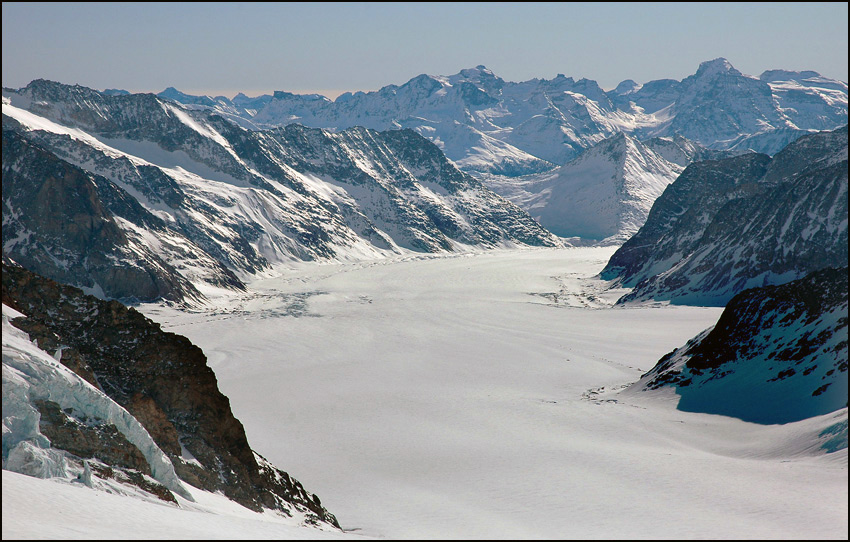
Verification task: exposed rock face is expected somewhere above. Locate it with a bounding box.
[602,126,848,306]
[632,267,848,425]
[2,263,338,526]
[3,80,558,304]
[2,129,220,304]
[35,399,152,475]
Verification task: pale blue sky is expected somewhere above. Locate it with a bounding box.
[2,2,847,99]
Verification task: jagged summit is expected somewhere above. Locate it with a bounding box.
[157,87,217,106]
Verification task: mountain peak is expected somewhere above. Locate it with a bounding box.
[613,79,641,95]
[456,65,498,81]
[695,58,741,78]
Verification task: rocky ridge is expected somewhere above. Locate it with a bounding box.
[3,80,558,303]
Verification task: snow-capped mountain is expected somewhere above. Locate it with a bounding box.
[2,80,558,303]
[629,266,848,426]
[482,133,687,245]
[2,261,339,528]
[154,59,847,176]
[602,125,848,306]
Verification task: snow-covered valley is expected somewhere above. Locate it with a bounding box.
[102,246,848,539]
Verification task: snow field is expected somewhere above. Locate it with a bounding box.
[143,247,847,539]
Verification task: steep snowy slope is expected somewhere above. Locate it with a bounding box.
[484,133,685,244]
[629,267,848,425]
[155,60,847,176]
[2,81,557,303]
[2,470,356,540]
[603,126,848,305]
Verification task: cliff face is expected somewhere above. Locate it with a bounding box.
[1,129,212,304]
[2,262,338,526]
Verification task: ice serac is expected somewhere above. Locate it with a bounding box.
[2,302,191,502]
[632,267,848,429]
[2,80,558,303]
[603,125,848,306]
[1,262,339,527]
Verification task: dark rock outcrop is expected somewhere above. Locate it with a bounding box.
[35,399,152,475]
[2,262,338,526]
[634,266,848,425]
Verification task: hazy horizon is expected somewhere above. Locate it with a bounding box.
[2,2,847,100]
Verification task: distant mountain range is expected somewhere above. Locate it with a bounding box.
[147,59,848,177]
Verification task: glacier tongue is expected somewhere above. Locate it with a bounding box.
[1,304,192,501]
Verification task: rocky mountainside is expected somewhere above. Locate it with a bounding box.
[483,133,687,244]
[2,262,339,527]
[152,59,847,176]
[602,125,848,306]
[2,80,557,303]
[1,129,241,304]
[629,266,848,426]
